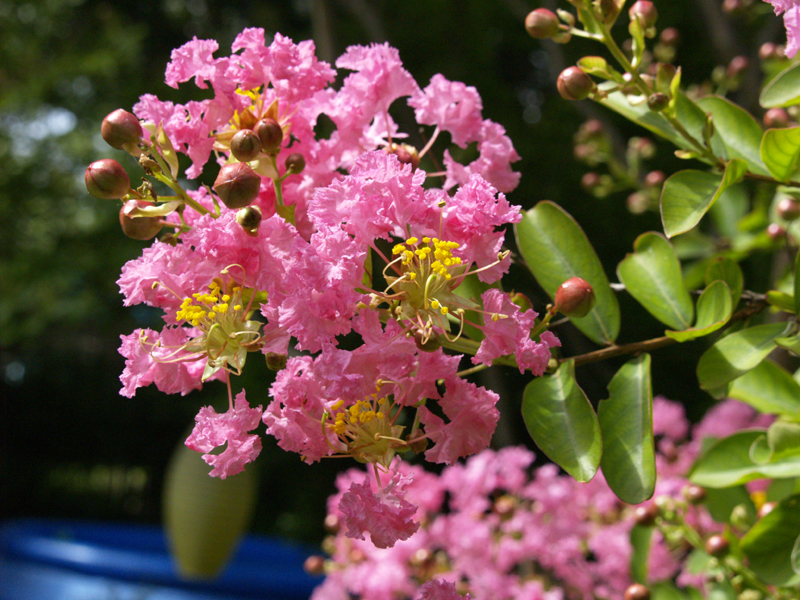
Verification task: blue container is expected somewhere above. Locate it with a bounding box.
[0,519,323,600]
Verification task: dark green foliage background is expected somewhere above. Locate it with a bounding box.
[0,0,784,543]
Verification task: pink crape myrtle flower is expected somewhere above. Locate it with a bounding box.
[185,390,263,479]
[416,580,471,600]
[338,460,420,549]
[765,0,800,56]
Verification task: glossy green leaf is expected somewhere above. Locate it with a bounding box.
[696,322,790,392]
[673,91,708,148]
[521,360,602,482]
[729,359,800,417]
[705,257,743,307]
[661,161,747,238]
[760,62,800,108]
[515,201,620,345]
[618,233,694,330]
[697,96,769,176]
[598,354,655,504]
[689,430,800,487]
[578,56,624,83]
[740,494,800,586]
[703,485,755,523]
[768,421,800,459]
[795,250,800,315]
[629,525,652,584]
[665,280,732,342]
[761,126,800,183]
[777,334,800,356]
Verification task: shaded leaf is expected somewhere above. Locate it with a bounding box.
[705,257,743,307]
[665,280,732,342]
[729,359,800,417]
[696,322,790,392]
[521,360,602,482]
[740,494,800,586]
[618,233,694,330]
[515,201,620,345]
[629,525,652,584]
[697,96,768,176]
[598,354,655,504]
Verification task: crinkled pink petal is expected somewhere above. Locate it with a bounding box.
[185,390,264,479]
[409,73,484,147]
[338,466,420,549]
[164,37,221,89]
[416,579,469,600]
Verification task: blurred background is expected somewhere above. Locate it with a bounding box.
[0,0,788,548]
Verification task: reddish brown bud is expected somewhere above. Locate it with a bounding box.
[644,170,665,187]
[634,502,659,527]
[594,0,621,24]
[624,583,651,600]
[230,129,262,162]
[303,555,325,576]
[764,108,790,129]
[85,159,131,199]
[682,484,706,504]
[767,222,786,241]
[265,352,287,371]
[705,534,729,557]
[727,55,749,79]
[554,276,596,317]
[213,162,261,209]
[237,205,263,236]
[581,171,602,190]
[391,144,420,169]
[284,152,306,174]
[722,0,742,13]
[101,109,144,151]
[629,1,658,28]
[119,200,162,240]
[777,196,800,221]
[324,514,340,533]
[759,42,779,61]
[255,118,283,152]
[659,27,680,46]
[647,92,669,112]
[557,67,595,101]
[525,9,560,39]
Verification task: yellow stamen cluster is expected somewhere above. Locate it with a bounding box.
[330,398,386,435]
[392,236,462,282]
[176,281,243,328]
[326,393,403,467]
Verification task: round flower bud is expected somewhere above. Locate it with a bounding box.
[767,222,786,241]
[557,67,595,101]
[594,0,621,24]
[777,196,800,221]
[682,484,706,504]
[391,144,421,169]
[414,330,441,352]
[644,170,665,188]
[284,152,306,174]
[634,502,659,527]
[659,27,680,47]
[525,9,560,39]
[213,162,261,209]
[230,129,262,162]
[629,1,658,28]
[759,42,779,61]
[119,200,162,240]
[624,583,651,600]
[554,276,596,317]
[255,118,283,152]
[85,159,131,199]
[265,352,287,371]
[303,555,325,576]
[647,92,669,112]
[705,534,729,557]
[727,55,749,79]
[101,109,144,151]
[324,514,340,533]
[764,107,790,129]
[237,205,263,236]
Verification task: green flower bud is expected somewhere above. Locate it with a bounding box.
[119,200,162,240]
[265,352,287,371]
[101,109,144,151]
[557,67,595,101]
[237,205,263,235]
[647,92,669,112]
[554,277,596,317]
[85,159,131,199]
[230,129,262,162]
[213,162,261,209]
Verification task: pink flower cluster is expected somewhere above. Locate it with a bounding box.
[114,30,556,539]
[765,0,800,56]
[312,398,769,600]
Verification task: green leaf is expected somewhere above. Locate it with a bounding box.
[729,359,800,417]
[776,334,800,356]
[661,161,747,238]
[598,354,655,504]
[521,360,602,482]
[761,126,800,183]
[629,525,652,584]
[696,321,791,392]
[760,62,800,108]
[617,232,694,330]
[156,122,180,180]
[795,250,800,316]
[740,494,800,586]
[705,257,743,307]
[689,430,800,487]
[697,96,769,176]
[673,91,710,152]
[577,56,625,83]
[515,201,620,345]
[768,421,800,458]
[665,280,732,342]
[703,485,756,524]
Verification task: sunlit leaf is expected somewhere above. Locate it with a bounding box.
[696,322,790,393]
[729,359,800,417]
[761,126,800,183]
[515,201,620,345]
[598,354,655,504]
[697,96,768,176]
[521,360,601,482]
[760,62,800,108]
[618,232,694,330]
[705,257,743,307]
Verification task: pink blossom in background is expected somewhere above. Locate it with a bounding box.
[416,580,471,600]
[765,0,800,56]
